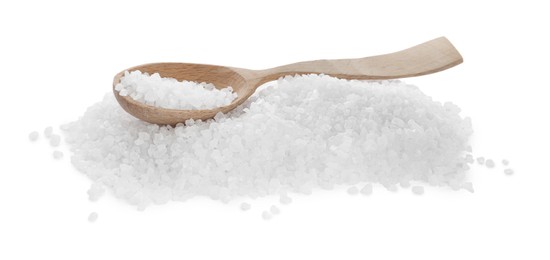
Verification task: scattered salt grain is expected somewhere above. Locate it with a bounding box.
[240,202,251,211]
[360,184,373,196]
[502,159,509,166]
[44,126,53,138]
[485,159,495,168]
[28,131,39,141]
[465,154,474,164]
[270,205,280,215]
[87,183,106,202]
[504,168,514,175]
[115,70,237,110]
[279,194,292,205]
[88,212,98,223]
[462,182,474,193]
[411,186,424,195]
[449,179,461,191]
[52,150,63,159]
[477,157,485,165]
[262,211,272,220]
[385,184,399,192]
[347,186,359,195]
[61,75,474,209]
[399,180,411,188]
[49,134,61,147]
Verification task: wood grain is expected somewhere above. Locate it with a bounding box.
[113,37,463,125]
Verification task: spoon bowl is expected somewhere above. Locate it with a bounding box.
[114,63,252,125]
[114,37,463,125]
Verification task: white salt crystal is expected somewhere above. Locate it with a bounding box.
[44,126,53,138]
[476,157,485,165]
[115,70,237,110]
[502,159,509,166]
[465,154,474,164]
[347,186,359,195]
[52,150,63,159]
[385,184,398,192]
[270,205,280,215]
[411,186,424,195]
[504,168,514,175]
[49,134,61,147]
[28,131,39,141]
[360,184,373,195]
[87,183,106,202]
[279,194,292,205]
[485,159,495,168]
[88,212,98,223]
[449,179,461,191]
[262,211,272,220]
[462,182,474,193]
[240,202,251,211]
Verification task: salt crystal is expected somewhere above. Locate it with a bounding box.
[270,205,280,215]
[449,179,461,191]
[399,180,411,188]
[465,154,474,164]
[347,186,359,195]
[49,134,61,147]
[502,159,509,166]
[279,194,292,205]
[115,70,237,110]
[504,168,514,175]
[411,186,424,195]
[462,182,474,193]
[262,211,272,220]
[52,150,63,159]
[88,212,98,223]
[87,183,106,202]
[44,126,53,138]
[485,159,495,168]
[385,184,398,192]
[476,157,485,165]
[360,184,373,195]
[28,131,39,141]
[240,202,251,211]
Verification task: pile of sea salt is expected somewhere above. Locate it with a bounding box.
[61,74,474,210]
[114,70,237,110]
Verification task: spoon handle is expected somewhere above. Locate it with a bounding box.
[252,37,462,84]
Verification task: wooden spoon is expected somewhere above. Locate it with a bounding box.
[113,36,462,125]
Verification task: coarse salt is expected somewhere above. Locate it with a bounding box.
[115,70,237,110]
[29,131,39,141]
[61,75,473,209]
[411,186,425,195]
[240,202,251,211]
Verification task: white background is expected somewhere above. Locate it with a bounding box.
[1,1,549,259]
